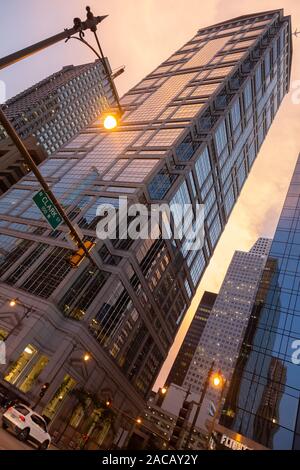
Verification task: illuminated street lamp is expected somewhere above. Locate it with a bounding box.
[207,371,227,450]
[211,373,223,388]
[161,386,167,395]
[3,298,33,341]
[103,113,118,130]
[136,417,142,425]
[83,352,91,362]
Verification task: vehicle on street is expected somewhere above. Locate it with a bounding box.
[2,403,51,449]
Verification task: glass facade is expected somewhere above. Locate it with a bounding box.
[221,156,300,449]
[0,10,292,402]
[0,60,114,155]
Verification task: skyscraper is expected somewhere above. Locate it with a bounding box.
[0,9,292,446]
[0,60,115,155]
[166,291,217,387]
[182,238,272,429]
[220,154,300,450]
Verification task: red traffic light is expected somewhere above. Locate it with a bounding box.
[39,382,50,398]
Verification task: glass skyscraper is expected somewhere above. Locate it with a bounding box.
[0,9,292,443]
[0,60,115,155]
[221,154,300,450]
[166,291,216,387]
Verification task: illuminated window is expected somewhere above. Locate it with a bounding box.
[4,344,37,385]
[19,355,49,393]
[0,329,7,341]
[43,374,76,420]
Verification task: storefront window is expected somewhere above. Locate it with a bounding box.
[19,355,49,393]
[4,344,37,384]
[43,374,76,420]
[70,404,85,429]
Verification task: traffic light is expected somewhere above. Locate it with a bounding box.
[39,382,50,398]
[68,240,95,268]
[169,400,192,449]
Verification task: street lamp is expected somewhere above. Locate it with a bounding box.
[211,373,223,388]
[136,417,142,425]
[0,6,123,271]
[184,362,215,450]
[161,386,167,395]
[206,371,227,450]
[83,352,91,362]
[3,298,33,341]
[103,113,118,130]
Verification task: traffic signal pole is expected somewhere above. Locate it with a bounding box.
[184,361,215,449]
[0,7,114,268]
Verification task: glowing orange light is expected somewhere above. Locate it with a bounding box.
[211,373,223,388]
[104,114,118,130]
[9,299,17,307]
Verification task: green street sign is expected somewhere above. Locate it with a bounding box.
[33,189,63,230]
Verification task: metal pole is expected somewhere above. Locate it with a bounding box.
[206,378,227,450]
[93,31,123,115]
[0,14,108,70]
[184,361,214,450]
[0,108,96,265]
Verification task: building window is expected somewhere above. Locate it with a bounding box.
[4,344,37,385]
[148,167,177,200]
[243,80,253,120]
[224,186,235,217]
[43,374,76,420]
[190,251,206,286]
[214,120,228,157]
[209,215,222,247]
[230,98,242,143]
[59,266,109,320]
[176,133,199,161]
[20,247,72,298]
[194,147,211,187]
[19,355,49,393]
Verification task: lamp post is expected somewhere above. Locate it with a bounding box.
[0,6,124,270]
[184,362,215,450]
[206,372,227,450]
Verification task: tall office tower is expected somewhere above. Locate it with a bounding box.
[166,291,217,387]
[0,10,291,446]
[183,238,272,428]
[220,154,300,450]
[0,60,115,155]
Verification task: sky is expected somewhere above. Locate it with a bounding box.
[1,0,300,390]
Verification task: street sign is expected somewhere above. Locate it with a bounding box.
[33,189,63,230]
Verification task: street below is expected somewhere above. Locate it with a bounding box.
[0,426,58,451]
